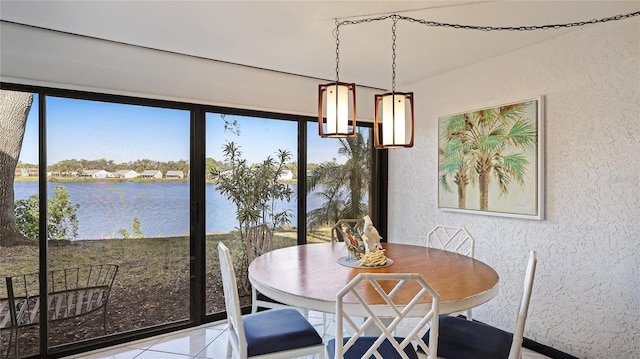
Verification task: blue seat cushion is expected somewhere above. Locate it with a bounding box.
[243,308,322,357]
[423,316,513,359]
[327,336,419,359]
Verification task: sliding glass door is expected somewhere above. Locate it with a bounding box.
[204,113,298,315]
[44,97,191,349]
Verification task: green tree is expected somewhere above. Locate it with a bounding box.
[307,130,371,229]
[13,194,38,240]
[14,185,80,240]
[119,217,143,239]
[211,141,293,238]
[211,141,293,290]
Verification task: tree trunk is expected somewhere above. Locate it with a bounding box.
[479,171,489,210]
[454,171,469,209]
[478,159,491,211]
[0,90,35,246]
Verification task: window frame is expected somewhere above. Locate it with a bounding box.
[0,82,388,358]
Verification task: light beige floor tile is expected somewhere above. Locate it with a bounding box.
[147,327,222,357]
[125,337,162,350]
[194,331,232,359]
[64,347,144,359]
[134,350,192,359]
[61,311,553,359]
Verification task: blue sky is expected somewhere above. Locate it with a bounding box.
[18,96,349,166]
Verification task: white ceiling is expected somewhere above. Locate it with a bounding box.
[1,1,639,91]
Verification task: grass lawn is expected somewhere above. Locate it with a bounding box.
[0,230,325,357]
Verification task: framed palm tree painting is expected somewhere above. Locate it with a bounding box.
[438,96,544,220]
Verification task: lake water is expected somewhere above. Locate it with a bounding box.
[13,182,316,240]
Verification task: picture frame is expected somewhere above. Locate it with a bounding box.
[437,96,544,220]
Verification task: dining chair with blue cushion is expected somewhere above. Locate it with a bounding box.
[423,250,537,359]
[218,242,325,358]
[328,272,440,359]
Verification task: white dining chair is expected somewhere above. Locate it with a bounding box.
[327,272,440,359]
[426,225,475,258]
[423,250,537,359]
[246,224,290,314]
[218,242,325,358]
[426,224,476,320]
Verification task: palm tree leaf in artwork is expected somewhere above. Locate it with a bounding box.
[443,114,468,137]
[492,164,512,195]
[507,118,537,149]
[477,134,505,153]
[501,153,530,185]
[496,104,524,124]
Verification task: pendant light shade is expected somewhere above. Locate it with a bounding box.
[318,82,357,138]
[374,92,414,149]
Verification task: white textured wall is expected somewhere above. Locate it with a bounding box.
[387,19,640,358]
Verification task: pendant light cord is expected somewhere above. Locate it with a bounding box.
[336,11,639,31]
[391,15,398,94]
[334,19,341,84]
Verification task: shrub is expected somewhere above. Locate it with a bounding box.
[14,185,79,240]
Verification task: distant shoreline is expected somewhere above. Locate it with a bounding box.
[14,177,296,185]
[14,176,189,183]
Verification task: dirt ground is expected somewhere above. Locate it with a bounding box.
[1,275,252,358]
[0,239,252,358]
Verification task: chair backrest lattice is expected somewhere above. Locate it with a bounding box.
[427,225,475,257]
[218,242,248,358]
[246,223,274,263]
[335,273,440,359]
[331,219,364,242]
[509,250,537,359]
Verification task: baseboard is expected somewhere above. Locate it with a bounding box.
[522,337,579,359]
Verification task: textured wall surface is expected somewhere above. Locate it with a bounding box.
[387,19,639,358]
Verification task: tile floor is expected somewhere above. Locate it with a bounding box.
[64,311,551,359]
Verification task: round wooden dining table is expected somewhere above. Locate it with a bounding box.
[248,242,499,315]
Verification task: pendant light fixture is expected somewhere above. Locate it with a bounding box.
[318,20,356,138]
[318,11,638,146]
[374,15,414,149]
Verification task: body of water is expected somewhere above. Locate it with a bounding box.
[13,181,317,240]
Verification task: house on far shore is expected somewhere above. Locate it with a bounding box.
[279,169,293,181]
[14,168,40,177]
[80,169,110,178]
[165,170,184,179]
[139,170,163,179]
[113,170,139,179]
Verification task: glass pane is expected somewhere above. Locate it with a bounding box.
[306,123,373,243]
[205,114,298,315]
[1,90,40,358]
[45,97,190,349]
